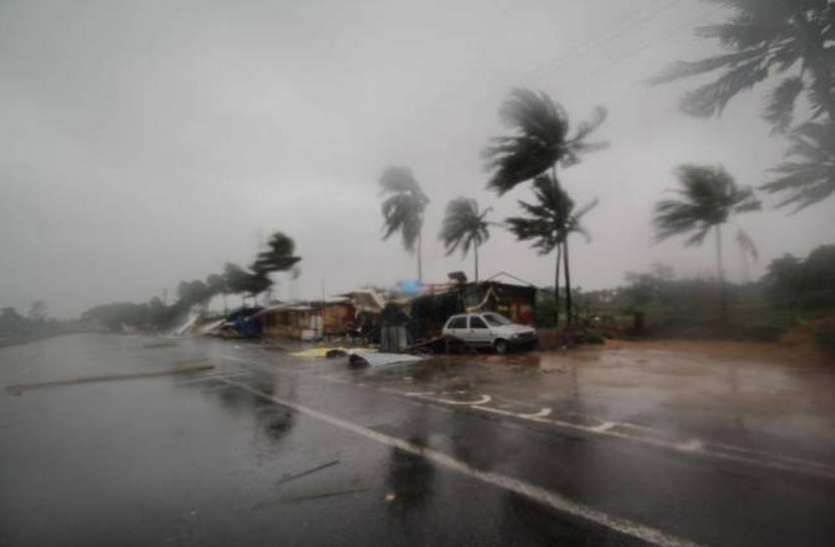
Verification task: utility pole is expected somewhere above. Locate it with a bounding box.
[320,279,326,339]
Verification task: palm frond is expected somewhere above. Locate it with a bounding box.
[761,121,835,211]
[646,48,767,85]
[483,88,607,194]
[763,76,804,133]
[680,60,769,117]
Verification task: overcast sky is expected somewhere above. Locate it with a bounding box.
[2,0,834,317]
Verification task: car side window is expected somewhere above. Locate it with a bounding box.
[448,316,467,329]
[470,316,488,329]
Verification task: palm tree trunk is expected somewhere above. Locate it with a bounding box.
[554,245,561,327]
[715,224,727,323]
[550,165,562,328]
[474,243,479,283]
[563,239,573,326]
[417,232,423,283]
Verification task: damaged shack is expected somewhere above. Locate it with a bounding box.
[407,279,536,341]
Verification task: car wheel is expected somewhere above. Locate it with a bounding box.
[494,339,508,354]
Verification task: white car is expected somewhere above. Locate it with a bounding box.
[442,312,537,354]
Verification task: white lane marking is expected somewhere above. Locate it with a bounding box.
[521,407,552,419]
[407,392,492,406]
[175,372,251,385]
[216,377,705,547]
[590,421,617,433]
[220,353,835,481]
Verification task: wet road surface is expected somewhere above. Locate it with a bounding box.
[1,333,834,546]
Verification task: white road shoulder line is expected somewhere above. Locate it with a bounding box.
[217,377,704,547]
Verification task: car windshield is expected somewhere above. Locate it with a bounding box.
[483,313,512,326]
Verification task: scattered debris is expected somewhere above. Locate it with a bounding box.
[5,363,214,395]
[142,340,179,349]
[348,352,425,368]
[276,459,341,486]
[292,347,377,359]
[252,487,368,509]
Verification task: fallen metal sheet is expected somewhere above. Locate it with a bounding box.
[348,352,425,368]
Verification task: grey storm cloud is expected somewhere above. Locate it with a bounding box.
[1,0,832,317]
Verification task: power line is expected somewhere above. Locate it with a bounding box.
[522,0,684,82]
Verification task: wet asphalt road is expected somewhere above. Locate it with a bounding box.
[1,334,834,547]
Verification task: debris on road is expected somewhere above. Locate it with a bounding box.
[252,487,369,509]
[276,459,341,486]
[348,352,425,368]
[5,363,214,395]
[142,340,179,349]
[292,347,377,359]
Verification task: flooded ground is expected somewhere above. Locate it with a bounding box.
[2,333,834,546]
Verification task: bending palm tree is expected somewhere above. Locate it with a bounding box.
[654,164,761,322]
[439,198,493,282]
[379,166,430,282]
[482,88,607,322]
[506,174,597,326]
[252,232,302,274]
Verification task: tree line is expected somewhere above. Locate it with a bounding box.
[82,231,301,331]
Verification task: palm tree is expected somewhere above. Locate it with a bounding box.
[648,0,835,210]
[482,88,607,195]
[653,164,761,321]
[439,198,493,282]
[482,88,607,324]
[379,166,430,282]
[506,174,597,325]
[252,232,302,274]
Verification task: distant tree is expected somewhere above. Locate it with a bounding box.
[482,88,607,195]
[177,280,210,307]
[223,262,271,307]
[147,297,168,327]
[0,307,28,336]
[506,174,597,325]
[81,302,148,332]
[28,300,47,322]
[654,164,761,321]
[764,244,835,308]
[206,273,228,312]
[379,166,430,282]
[439,198,493,282]
[649,0,835,211]
[223,263,250,305]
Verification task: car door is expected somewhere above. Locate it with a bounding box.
[445,315,468,340]
[467,315,492,345]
